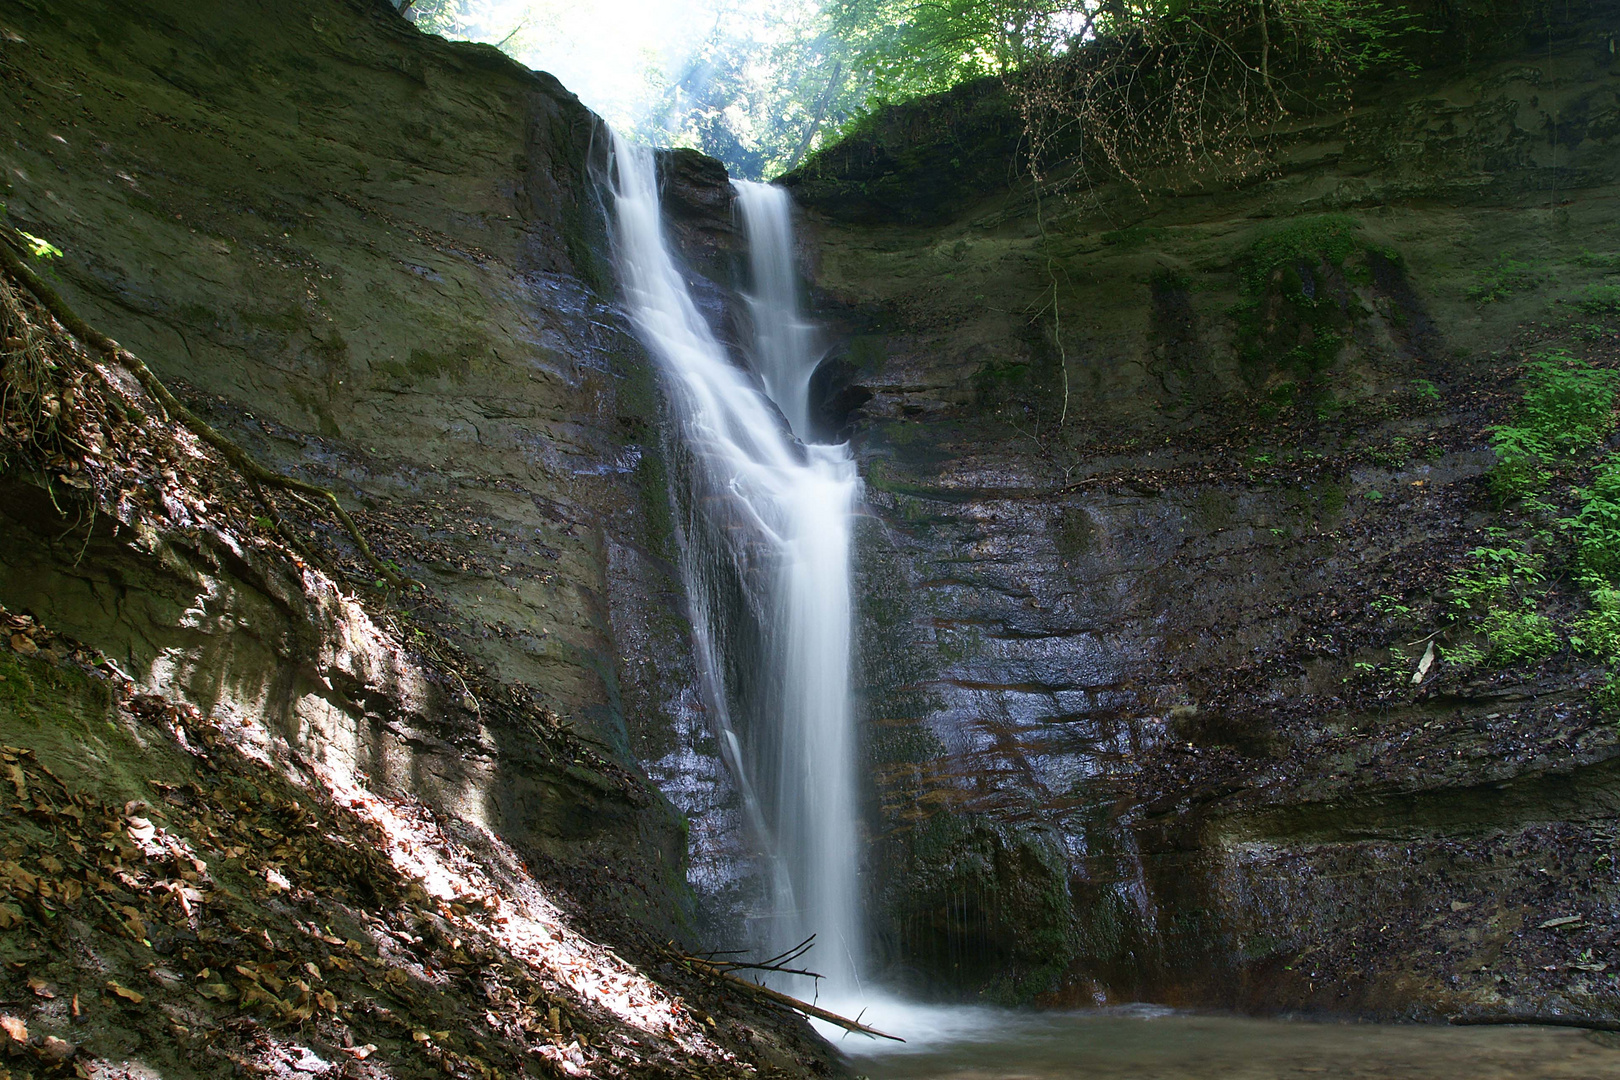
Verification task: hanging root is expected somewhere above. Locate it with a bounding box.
[0,225,408,590]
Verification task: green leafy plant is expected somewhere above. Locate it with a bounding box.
[1368,435,1413,468]
[1467,254,1541,304]
[17,230,61,260]
[1518,352,1617,453]
[1371,594,1414,620]
[1485,425,1553,503]
[1574,284,1620,319]
[1562,459,1620,584]
[1447,542,1546,612]
[1477,606,1559,665]
[1572,586,1620,658]
[1593,672,1620,716]
[1486,354,1617,503]
[1443,640,1485,666]
[1445,543,1559,667]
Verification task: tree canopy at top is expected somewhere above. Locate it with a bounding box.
[400,0,1421,181]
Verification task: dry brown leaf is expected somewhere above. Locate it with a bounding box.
[3,763,24,800]
[8,634,36,655]
[106,980,143,1004]
[315,990,338,1013]
[0,904,23,930]
[197,983,234,1002]
[39,1035,75,1063]
[27,976,54,999]
[0,1015,26,1043]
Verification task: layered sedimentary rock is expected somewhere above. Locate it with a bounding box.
[779,9,1620,1014]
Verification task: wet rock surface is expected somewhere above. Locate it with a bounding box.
[7,0,1620,1047]
[786,13,1620,1016]
[0,0,720,940]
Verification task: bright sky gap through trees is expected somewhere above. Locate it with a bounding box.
[400,0,1412,182]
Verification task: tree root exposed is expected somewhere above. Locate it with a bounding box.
[0,226,406,590]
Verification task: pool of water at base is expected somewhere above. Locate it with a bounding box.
[813,1002,1620,1079]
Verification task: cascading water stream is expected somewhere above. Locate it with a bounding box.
[605,132,864,994]
[597,133,1587,1073]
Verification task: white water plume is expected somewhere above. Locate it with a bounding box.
[734,180,819,437]
[606,131,864,992]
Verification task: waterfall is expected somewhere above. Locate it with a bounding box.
[734,181,819,439]
[606,132,864,993]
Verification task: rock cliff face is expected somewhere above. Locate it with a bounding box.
[781,9,1620,1014]
[0,0,708,922]
[0,2,843,1074]
[8,0,1620,1046]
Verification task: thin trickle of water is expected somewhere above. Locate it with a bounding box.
[606,132,864,993]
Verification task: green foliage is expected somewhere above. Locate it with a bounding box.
[1571,586,1620,659]
[1467,254,1541,304]
[1578,248,1620,272]
[1371,594,1414,620]
[17,229,62,260]
[1442,640,1484,666]
[1232,216,1371,380]
[1477,606,1559,666]
[1592,673,1620,716]
[1519,353,1617,452]
[399,0,1414,180]
[1239,216,1363,294]
[1367,436,1413,468]
[1444,543,1558,668]
[1447,542,1545,613]
[1486,353,1617,502]
[1485,425,1553,504]
[1574,284,1620,319]
[1562,458,1620,584]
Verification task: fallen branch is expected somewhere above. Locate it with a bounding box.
[0,226,407,590]
[704,967,902,1042]
[683,953,822,983]
[689,934,821,978]
[1449,1013,1620,1033]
